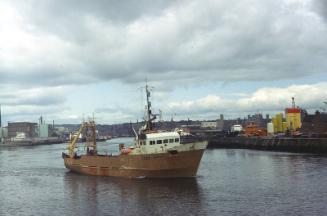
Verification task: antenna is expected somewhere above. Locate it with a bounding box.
[141,81,156,132]
[145,83,152,130]
[146,83,151,122]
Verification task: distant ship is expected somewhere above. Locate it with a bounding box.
[62,84,208,178]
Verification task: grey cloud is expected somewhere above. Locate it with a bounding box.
[0,86,67,106]
[12,95,64,106]
[0,95,64,106]
[0,85,69,123]
[0,64,95,87]
[1,106,66,124]
[21,0,174,23]
[313,0,327,21]
[2,0,327,90]
[16,0,175,43]
[72,0,327,84]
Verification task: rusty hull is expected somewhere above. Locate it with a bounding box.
[63,149,205,178]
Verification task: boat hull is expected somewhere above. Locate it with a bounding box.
[63,149,205,178]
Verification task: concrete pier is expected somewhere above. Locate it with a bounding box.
[208,137,327,153]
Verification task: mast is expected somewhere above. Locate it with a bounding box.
[145,83,151,130]
[144,82,156,132]
[85,120,97,154]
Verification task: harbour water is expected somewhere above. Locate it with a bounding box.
[1,138,327,215]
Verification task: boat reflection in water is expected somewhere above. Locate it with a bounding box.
[63,172,205,215]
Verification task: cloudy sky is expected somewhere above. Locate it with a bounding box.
[1,0,327,124]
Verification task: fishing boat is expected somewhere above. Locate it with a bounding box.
[62,84,208,178]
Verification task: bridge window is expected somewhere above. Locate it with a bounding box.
[163,139,168,144]
[157,140,162,144]
[174,138,179,143]
[150,141,155,145]
[169,139,174,143]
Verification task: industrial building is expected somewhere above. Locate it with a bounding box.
[201,121,218,129]
[8,122,38,138]
[267,98,303,135]
[216,114,224,130]
[38,116,50,138]
[301,111,327,137]
[285,97,302,130]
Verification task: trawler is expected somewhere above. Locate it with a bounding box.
[62,85,208,178]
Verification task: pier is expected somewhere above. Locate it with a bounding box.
[208,137,327,153]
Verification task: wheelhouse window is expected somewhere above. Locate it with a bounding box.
[174,138,180,143]
[157,140,162,144]
[149,141,155,145]
[163,139,168,144]
[169,139,174,143]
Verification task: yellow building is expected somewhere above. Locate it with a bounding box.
[271,113,287,133]
[285,108,301,130]
[282,122,287,132]
[276,113,283,132]
[272,117,277,133]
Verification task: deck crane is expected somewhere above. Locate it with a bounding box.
[67,120,97,157]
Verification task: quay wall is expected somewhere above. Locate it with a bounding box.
[208,137,327,153]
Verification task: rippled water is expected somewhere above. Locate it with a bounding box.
[1,138,327,216]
